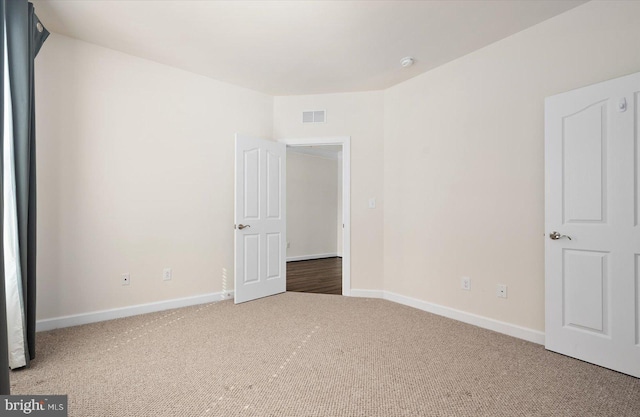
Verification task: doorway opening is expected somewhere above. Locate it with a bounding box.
[281,137,351,296]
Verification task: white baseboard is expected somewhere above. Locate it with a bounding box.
[38,286,544,345]
[36,291,234,332]
[286,253,338,262]
[349,289,385,299]
[350,289,545,345]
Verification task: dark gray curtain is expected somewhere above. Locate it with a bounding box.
[1,0,48,381]
[0,0,8,395]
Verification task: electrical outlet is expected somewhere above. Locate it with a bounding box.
[122,273,130,286]
[163,268,172,281]
[461,277,471,291]
[497,284,507,298]
[287,242,291,249]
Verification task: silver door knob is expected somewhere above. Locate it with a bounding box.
[236,224,250,230]
[549,231,571,240]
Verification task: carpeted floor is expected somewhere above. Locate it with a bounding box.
[10,292,640,416]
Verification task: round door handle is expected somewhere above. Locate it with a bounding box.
[237,224,250,230]
[549,231,571,240]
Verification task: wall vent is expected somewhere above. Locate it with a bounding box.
[302,110,326,123]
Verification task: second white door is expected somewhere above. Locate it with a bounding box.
[545,71,640,377]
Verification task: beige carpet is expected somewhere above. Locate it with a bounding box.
[10,292,640,416]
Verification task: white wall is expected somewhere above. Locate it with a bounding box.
[286,151,338,260]
[35,34,273,320]
[383,0,640,332]
[274,92,384,290]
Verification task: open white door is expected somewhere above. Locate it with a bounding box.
[545,71,640,377]
[234,134,286,304]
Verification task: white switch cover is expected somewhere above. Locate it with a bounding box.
[368,198,376,209]
[163,268,172,281]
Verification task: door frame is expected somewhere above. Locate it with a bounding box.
[279,136,351,296]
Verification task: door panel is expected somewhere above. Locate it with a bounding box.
[546,71,640,378]
[266,233,281,279]
[563,249,608,334]
[235,135,286,304]
[636,93,640,227]
[267,150,282,219]
[243,149,260,219]
[243,234,260,284]
[562,102,606,223]
[635,254,640,345]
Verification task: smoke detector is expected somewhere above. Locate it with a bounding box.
[400,56,415,68]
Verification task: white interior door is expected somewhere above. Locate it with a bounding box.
[545,71,640,378]
[234,134,286,304]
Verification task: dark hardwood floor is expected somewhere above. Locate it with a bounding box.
[286,257,342,295]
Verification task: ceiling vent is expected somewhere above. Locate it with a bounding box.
[302,110,326,123]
